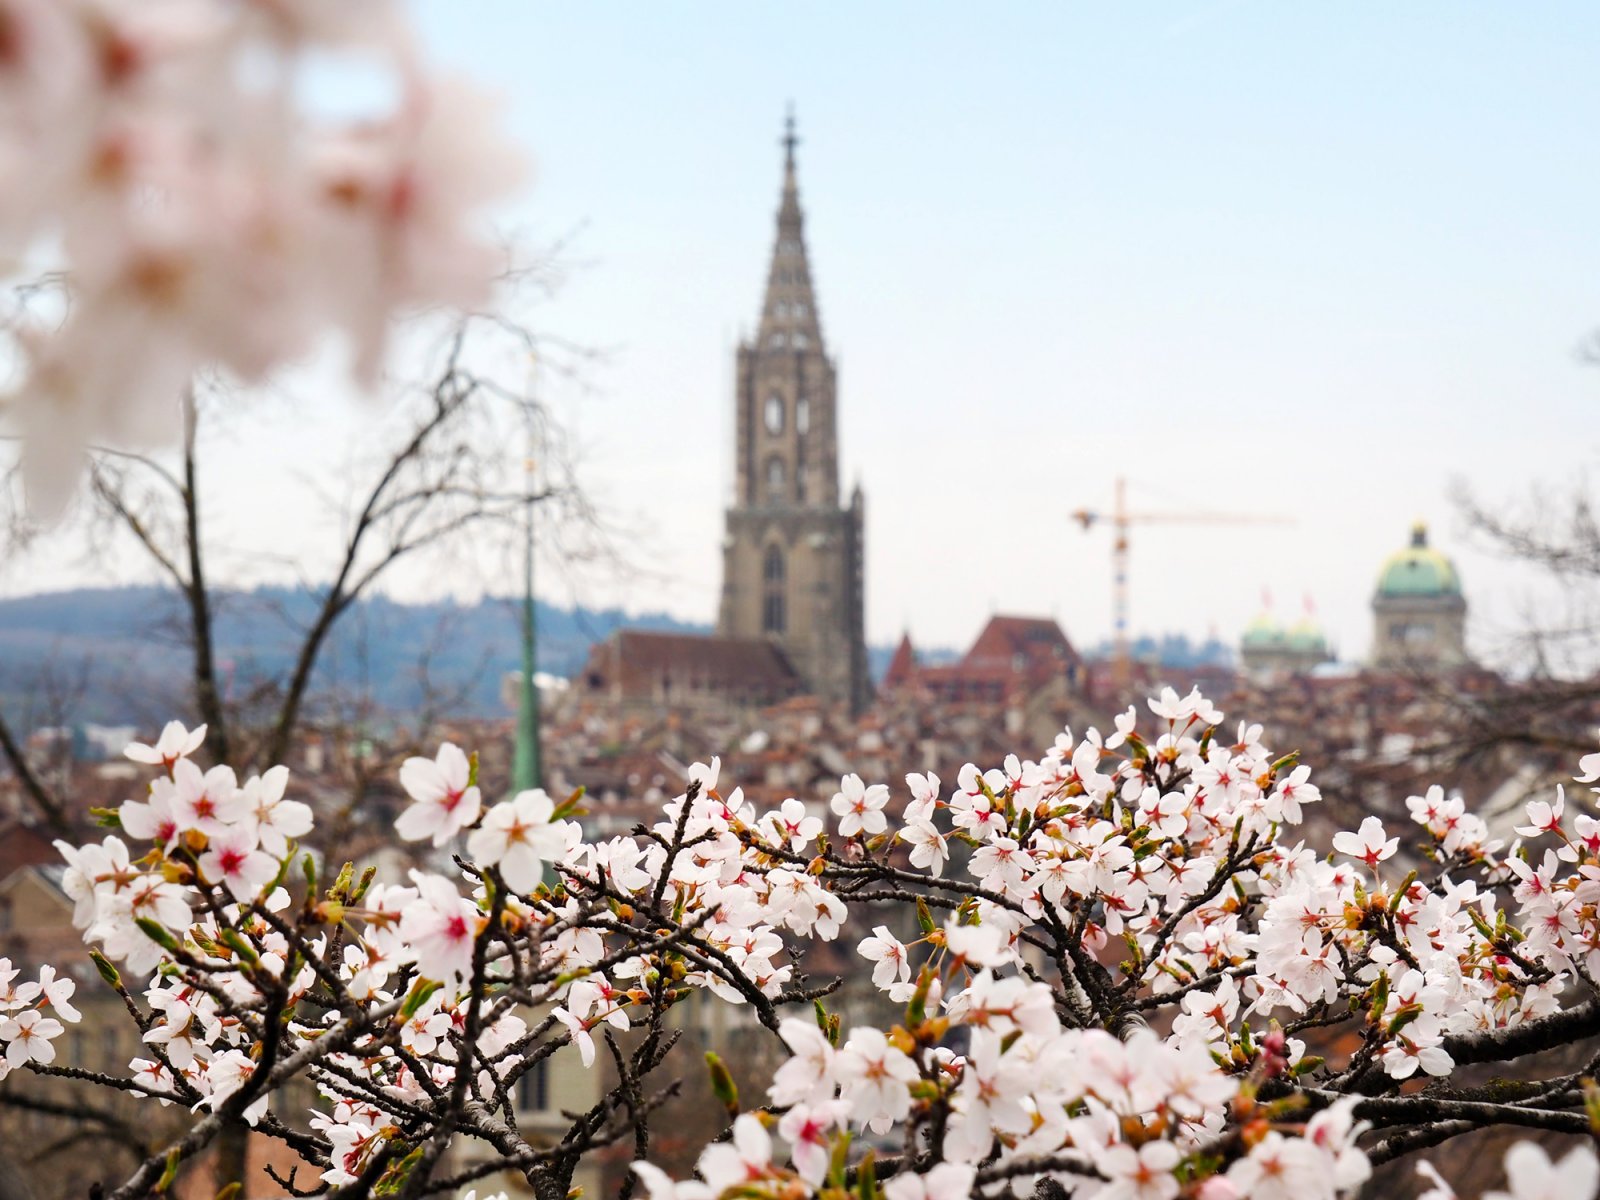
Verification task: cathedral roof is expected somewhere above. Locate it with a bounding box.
[1376,522,1462,598]
[581,630,802,704]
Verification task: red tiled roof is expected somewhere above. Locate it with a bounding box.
[882,634,917,689]
[883,615,1081,703]
[963,615,1081,670]
[578,630,803,705]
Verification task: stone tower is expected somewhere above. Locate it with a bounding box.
[717,114,870,713]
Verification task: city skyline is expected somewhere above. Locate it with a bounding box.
[5,3,1600,669]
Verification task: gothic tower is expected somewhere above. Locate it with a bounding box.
[717,114,870,713]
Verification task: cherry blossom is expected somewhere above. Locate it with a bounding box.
[1,1008,65,1067]
[397,870,481,983]
[18,700,1600,1198]
[1,2,524,515]
[196,825,280,898]
[1331,815,1399,869]
[241,765,313,855]
[466,788,577,893]
[395,741,481,846]
[858,925,911,989]
[831,772,889,838]
[124,720,206,768]
[884,1163,977,1200]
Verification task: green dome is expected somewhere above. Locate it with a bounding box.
[1377,523,1461,597]
[1285,617,1327,655]
[1241,613,1284,649]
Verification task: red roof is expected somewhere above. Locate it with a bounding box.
[963,615,1081,672]
[578,630,802,706]
[882,634,917,690]
[878,615,1081,704]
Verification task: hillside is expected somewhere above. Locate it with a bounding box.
[0,586,708,730]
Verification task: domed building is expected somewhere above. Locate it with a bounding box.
[1239,607,1332,681]
[1370,522,1468,670]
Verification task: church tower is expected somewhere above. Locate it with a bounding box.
[717,114,870,713]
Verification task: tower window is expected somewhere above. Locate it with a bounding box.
[765,456,786,502]
[763,545,786,634]
[768,332,786,350]
[796,397,810,434]
[764,394,784,434]
[793,332,809,349]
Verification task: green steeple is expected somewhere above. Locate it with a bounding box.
[512,456,541,794]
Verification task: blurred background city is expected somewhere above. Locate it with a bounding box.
[0,5,1598,1195]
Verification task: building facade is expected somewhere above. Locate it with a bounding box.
[1371,522,1468,669]
[716,117,871,713]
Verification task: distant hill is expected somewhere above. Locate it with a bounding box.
[0,585,708,730]
[0,585,947,732]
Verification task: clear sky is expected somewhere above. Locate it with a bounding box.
[13,3,1600,665]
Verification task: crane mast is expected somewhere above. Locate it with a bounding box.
[1072,478,1292,696]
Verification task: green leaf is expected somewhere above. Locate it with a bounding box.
[1387,1004,1424,1037]
[399,978,443,1022]
[89,950,122,990]
[329,861,355,903]
[827,1133,854,1189]
[855,1148,879,1200]
[135,918,182,953]
[705,1051,740,1119]
[266,849,294,895]
[1367,972,1389,1026]
[219,928,260,965]
[90,806,123,830]
[350,865,377,905]
[905,966,932,1028]
[552,786,587,821]
[915,897,936,935]
[155,1149,181,1194]
[374,1145,423,1196]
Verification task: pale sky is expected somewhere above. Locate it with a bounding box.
[10,3,1600,665]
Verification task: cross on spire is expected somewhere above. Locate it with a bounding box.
[782,103,799,170]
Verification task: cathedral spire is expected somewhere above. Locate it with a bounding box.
[757,108,823,354]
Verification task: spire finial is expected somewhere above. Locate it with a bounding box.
[782,103,799,171]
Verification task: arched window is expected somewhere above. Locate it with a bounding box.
[765,456,786,503]
[762,545,786,634]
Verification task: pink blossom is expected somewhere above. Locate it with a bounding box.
[395,742,481,846]
[397,871,480,983]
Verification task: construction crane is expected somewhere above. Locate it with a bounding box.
[1071,478,1293,693]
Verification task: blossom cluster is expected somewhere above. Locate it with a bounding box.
[23,693,1600,1199]
[0,0,522,514]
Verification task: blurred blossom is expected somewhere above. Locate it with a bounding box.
[0,0,524,517]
